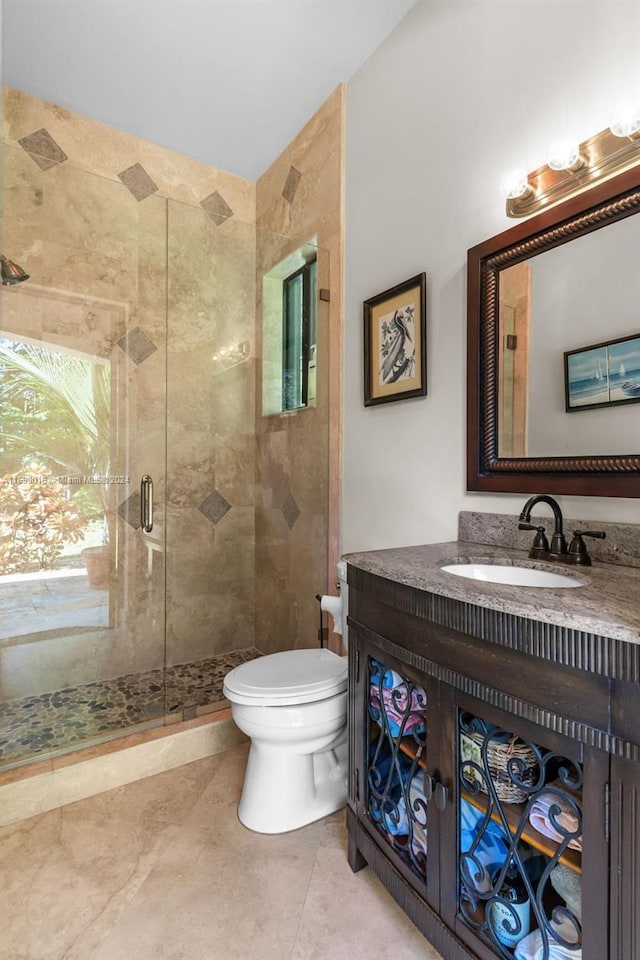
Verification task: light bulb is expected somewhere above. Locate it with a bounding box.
[548,137,583,171]
[499,168,529,199]
[610,99,640,137]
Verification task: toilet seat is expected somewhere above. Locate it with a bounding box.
[224,648,347,706]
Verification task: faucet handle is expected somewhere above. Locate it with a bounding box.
[518,522,549,558]
[567,529,606,566]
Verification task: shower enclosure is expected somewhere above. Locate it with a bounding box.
[0,138,330,771]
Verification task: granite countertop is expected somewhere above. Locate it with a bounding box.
[344,541,640,645]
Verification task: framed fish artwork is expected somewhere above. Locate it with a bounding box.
[363,272,427,406]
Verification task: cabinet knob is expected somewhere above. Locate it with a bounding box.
[424,773,449,810]
[423,773,435,803]
[434,781,449,812]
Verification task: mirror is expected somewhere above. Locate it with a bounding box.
[467,167,640,497]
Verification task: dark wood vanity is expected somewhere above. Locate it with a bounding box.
[345,545,640,960]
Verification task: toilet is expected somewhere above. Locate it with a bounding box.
[223,564,349,834]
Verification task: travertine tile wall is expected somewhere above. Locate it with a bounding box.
[1,83,344,705]
[1,87,257,696]
[165,203,256,665]
[255,86,344,655]
[2,88,255,219]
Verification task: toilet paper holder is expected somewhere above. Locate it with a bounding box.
[316,562,348,648]
[320,594,343,634]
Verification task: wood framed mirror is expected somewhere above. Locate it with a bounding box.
[467,166,640,497]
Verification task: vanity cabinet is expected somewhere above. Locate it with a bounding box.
[609,755,640,960]
[346,564,640,960]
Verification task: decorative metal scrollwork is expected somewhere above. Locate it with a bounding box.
[366,658,428,880]
[458,712,583,959]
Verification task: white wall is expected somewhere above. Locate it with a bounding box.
[527,215,640,457]
[344,0,640,553]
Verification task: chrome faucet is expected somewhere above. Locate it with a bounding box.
[518,494,568,560]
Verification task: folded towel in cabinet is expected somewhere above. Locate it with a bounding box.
[387,824,427,865]
[411,828,427,860]
[514,915,581,960]
[528,789,582,852]
[370,659,427,695]
[370,684,426,737]
[369,660,405,690]
[370,661,427,719]
[367,747,409,834]
[380,769,428,837]
[550,863,582,922]
[459,797,510,894]
[398,821,427,861]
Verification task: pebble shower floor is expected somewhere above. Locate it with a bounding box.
[0,647,261,767]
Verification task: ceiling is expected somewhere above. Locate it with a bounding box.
[2,0,416,181]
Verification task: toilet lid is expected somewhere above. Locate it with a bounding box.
[223,649,348,705]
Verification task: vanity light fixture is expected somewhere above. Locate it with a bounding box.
[547,137,585,172]
[609,99,640,139]
[499,168,532,201]
[503,112,640,217]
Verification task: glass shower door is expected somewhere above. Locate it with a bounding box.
[0,143,167,769]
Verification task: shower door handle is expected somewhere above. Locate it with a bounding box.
[140,475,153,533]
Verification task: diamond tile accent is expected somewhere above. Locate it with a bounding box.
[281,491,300,530]
[18,128,68,171]
[282,165,302,204]
[117,162,159,201]
[198,490,231,525]
[118,491,142,530]
[200,190,234,225]
[117,327,158,365]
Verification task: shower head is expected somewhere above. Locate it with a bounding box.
[1,255,30,285]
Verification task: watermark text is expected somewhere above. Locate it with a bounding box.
[1,475,131,486]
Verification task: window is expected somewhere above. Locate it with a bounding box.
[282,257,317,411]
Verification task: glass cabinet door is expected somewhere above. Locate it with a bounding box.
[357,643,441,906]
[366,655,427,877]
[452,700,608,960]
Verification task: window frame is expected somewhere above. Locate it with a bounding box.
[282,257,316,411]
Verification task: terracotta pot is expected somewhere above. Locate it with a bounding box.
[81,545,110,589]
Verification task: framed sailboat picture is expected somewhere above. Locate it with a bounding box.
[564,334,640,411]
[363,273,427,406]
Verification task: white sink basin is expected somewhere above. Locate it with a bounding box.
[440,563,583,588]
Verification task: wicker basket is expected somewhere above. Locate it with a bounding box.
[461,731,538,804]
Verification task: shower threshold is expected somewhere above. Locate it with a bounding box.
[0,647,262,770]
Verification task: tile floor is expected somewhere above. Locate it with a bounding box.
[0,649,262,766]
[0,742,444,960]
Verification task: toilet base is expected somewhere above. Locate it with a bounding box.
[237,729,348,834]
